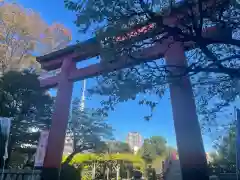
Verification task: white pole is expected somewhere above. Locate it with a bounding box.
[80,79,86,111]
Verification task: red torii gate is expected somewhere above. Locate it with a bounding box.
[37,1,230,180]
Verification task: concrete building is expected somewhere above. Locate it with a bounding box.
[126,132,143,151]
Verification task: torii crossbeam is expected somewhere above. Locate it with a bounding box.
[37,0,230,179]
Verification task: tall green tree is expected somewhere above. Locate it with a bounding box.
[149,136,167,156]
[211,126,236,166]
[140,140,157,164]
[107,141,131,153]
[64,97,114,164]
[207,123,237,174]
[0,71,54,167]
[139,136,167,163]
[65,0,240,133]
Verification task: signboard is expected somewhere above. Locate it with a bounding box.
[34,130,49,167]
[0,117,11,160]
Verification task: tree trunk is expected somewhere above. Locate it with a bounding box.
[62,151,78,167]
[92,162,96,179]
[107,167,109,180]
[116,164,120,180]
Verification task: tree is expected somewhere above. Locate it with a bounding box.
[0,2,71,74]
[0,71,54,167]
[65,0,240,132]
[149,136,167,156]
[107,141,131,153]
[139,136,167,163]
[211,125,236,166]
[139,140,157,164]
[64,97,114,164]
[65,0,240,76]
[207,124,238,175]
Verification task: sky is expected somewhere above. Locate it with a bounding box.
[14,0,229,152]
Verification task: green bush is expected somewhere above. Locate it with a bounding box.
[62,153,146,179]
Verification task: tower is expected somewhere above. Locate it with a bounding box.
[80,79,86,111]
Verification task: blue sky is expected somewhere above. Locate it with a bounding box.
[16,0,220,152]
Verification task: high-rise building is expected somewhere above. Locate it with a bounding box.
[126,132,143,151]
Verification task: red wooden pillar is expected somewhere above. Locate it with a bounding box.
[41,58,75,180]
[165,42,209,180]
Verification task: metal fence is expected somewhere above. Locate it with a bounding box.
[0,169,237,180]
[0,169,41,180]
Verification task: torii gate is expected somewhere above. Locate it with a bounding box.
[37,1,230,180]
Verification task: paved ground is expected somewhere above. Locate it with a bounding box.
[164,161,237,180]
[164,160,182,180]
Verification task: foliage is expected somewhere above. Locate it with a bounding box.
[62,152,145,179]
[6,151,29,169]
[152,156,165,171]
[63,153,144,165]
[208,123,238,174]
[139,140,157,164]
[0,2,71,74]
[138,136,167,163]
[107,141,132,153]
[0,71,54,166]
[210,125,236,167]
[64,97,114,164]
[68,97,113,153]
[65,0,240,134]
[62,153,148,179]
[146,165,157,180]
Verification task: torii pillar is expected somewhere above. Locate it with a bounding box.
[165,41,208,180]
[41,58,76,180]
